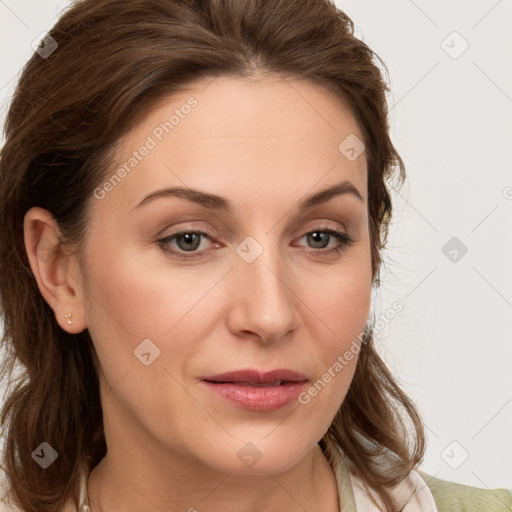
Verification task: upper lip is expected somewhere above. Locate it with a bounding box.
[202,369,308,385]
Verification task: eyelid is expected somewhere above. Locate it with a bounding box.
[156,220,344,245]
[299,220,347,235]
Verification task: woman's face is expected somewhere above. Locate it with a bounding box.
[78,74,372,476]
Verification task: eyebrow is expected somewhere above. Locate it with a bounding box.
[131,180,364,213]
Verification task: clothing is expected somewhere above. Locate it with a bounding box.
[1,444,512,511]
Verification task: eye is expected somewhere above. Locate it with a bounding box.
[157,229,217,259]
[296,227,355,255]
[157,226,355,260]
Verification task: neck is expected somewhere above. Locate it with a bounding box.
[87,443,340,512]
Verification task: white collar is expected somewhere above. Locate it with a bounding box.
[348,465,438,511]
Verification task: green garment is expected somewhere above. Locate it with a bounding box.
[419,471,512,512]
[330,444,512,511]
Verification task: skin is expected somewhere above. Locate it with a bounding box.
[24,73,373,512]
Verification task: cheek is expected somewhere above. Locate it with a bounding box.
[295,256,372,413]
[302,252,372,346]
[317,274,371,328]
[84,237,197,332]
[81,240,231,377]
[81,244,217,430]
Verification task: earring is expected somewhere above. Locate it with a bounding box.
[64,313,72,325]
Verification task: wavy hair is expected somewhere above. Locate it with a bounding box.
[0,0,424,510]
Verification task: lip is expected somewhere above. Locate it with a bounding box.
[201,369,308,385]
[201,369,308,412]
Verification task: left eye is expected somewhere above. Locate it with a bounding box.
[298,229,350,250]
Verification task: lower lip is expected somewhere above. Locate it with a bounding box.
[202,381,307,411]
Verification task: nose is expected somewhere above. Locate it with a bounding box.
[225,243,301,344]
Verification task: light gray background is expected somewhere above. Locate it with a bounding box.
[1,0,511,491]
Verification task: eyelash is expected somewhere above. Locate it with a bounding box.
[156,226,355,260]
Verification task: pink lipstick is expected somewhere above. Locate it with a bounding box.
[201,369,307,412]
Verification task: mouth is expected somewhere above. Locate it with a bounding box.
[201,369,308,411]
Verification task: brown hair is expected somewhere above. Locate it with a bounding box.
[0,0,425,510]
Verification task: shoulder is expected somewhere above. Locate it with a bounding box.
[419,471,512,512]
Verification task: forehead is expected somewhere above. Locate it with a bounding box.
[168,75,356,132]
[96,74,368,213]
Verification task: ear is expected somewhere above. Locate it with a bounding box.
[23,207,87,334]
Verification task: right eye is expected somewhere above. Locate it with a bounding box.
[157,228,219,259]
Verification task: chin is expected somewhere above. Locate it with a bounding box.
[198,436,313,477]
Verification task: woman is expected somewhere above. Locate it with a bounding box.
[0,0,510,511]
